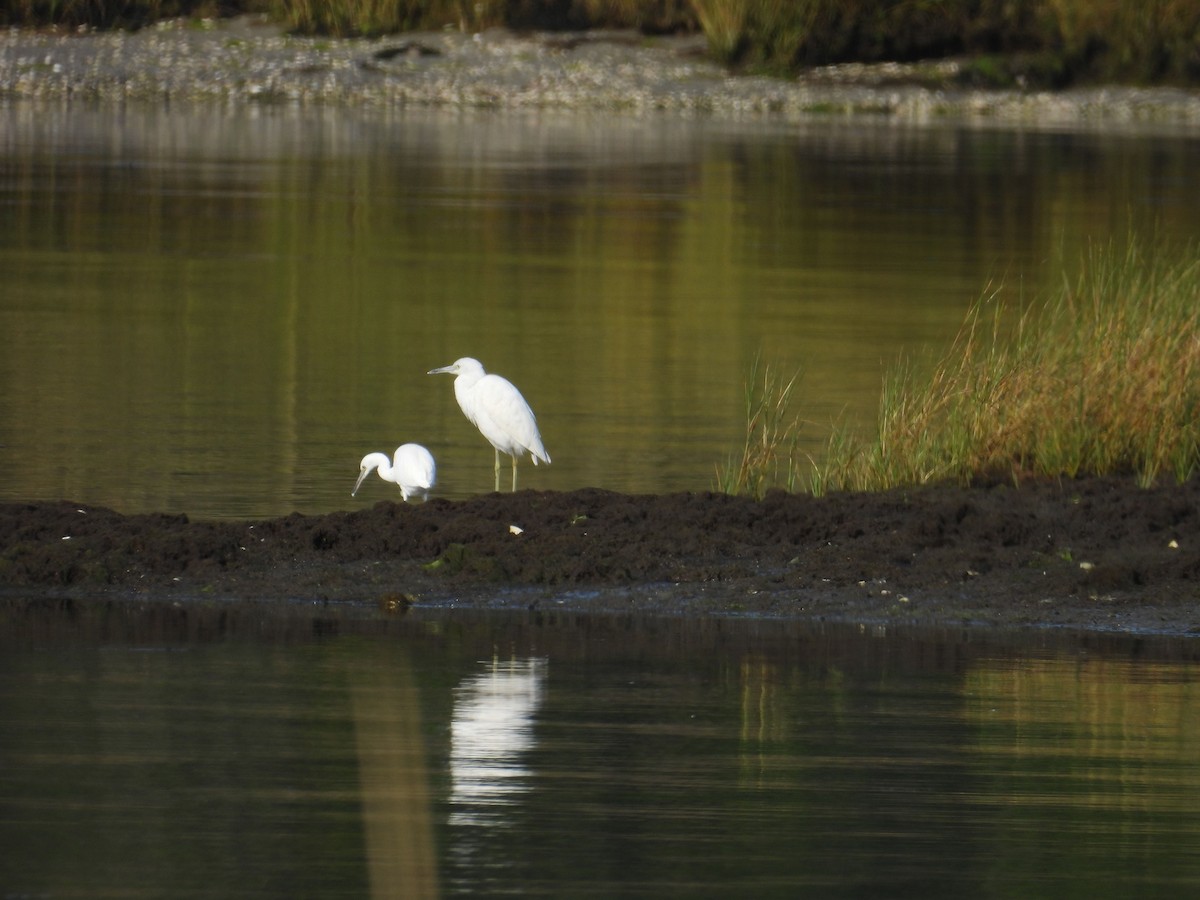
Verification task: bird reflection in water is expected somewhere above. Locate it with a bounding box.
[448,656,548,828]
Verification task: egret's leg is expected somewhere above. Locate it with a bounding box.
[494,449,501,492]
[511,456,518,492]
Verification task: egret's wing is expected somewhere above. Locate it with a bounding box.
[415,450,436,489]
[396,443,437,489]
[474,375,549,463]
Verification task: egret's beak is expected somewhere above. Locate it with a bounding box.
[352,467,370,497]
[428,364,456,375]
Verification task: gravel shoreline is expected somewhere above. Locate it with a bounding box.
[4,15,1200,125]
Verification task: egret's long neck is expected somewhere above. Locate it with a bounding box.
[453,371,482,409]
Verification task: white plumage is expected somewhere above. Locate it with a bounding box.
[352,443,436,502]
[427,357,550,492]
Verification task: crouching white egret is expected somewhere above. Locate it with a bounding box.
[427,357,550,492]
[352,443,436,502]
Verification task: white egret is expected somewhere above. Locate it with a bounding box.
[352,443,437,502]
[427,357,550,492]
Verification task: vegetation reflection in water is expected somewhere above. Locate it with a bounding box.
[3,104,1200,515]
[3,601,1200,897]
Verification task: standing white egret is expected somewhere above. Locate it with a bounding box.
[427,357,550,492]
[352,443,437,502]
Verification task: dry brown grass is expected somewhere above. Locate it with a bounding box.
[810,242,1200,494]
[715,356,803,499]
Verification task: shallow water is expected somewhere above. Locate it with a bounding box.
[3,103,1199,515]
[3,601,1200,897]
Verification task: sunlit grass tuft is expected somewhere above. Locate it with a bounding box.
[715,355,804,499]
[810,241,1200,494]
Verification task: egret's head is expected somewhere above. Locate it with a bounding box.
[352,452,389,497]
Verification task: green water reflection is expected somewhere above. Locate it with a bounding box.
[3,601,1200,897]
[2,103,1199,514]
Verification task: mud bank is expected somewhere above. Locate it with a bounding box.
[3,476,1199,634]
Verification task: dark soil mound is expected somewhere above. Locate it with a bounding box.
[3,477,1199,632]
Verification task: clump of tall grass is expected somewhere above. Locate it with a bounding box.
[1041,0,1200,84]
[715,355,803,499]
[686,0,1022,70]
[684,0,1199,84]
[811,241,1200,494]
[686,0,825,69]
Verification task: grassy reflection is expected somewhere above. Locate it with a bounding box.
[350,649,439,899]
[970,658,1200,791]
[966,655,1200,887]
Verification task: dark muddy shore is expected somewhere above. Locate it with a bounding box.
[3,476,1199,634]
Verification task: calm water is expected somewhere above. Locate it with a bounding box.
[3,102,1200,515]
[3,601,1200,897]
